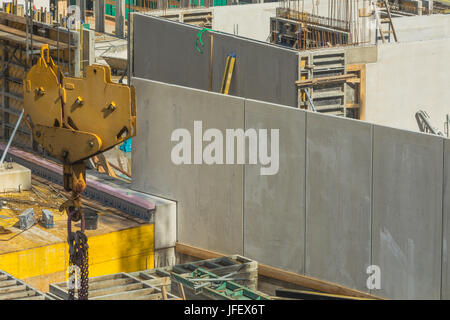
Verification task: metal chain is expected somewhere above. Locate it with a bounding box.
[67,209,89,300]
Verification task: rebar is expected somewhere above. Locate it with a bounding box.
[274,0,371,51]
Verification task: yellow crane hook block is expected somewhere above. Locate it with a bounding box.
[24,45,62,130]
[63,64,137,155]
[23,45,137,166]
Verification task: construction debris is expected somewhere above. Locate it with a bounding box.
[40,209,54,229]
[18,208,35,230]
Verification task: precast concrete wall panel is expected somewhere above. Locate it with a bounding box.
[243,100,306,274]
[133,14,210,91]
[442,139,450,299]
[209,33,299,107]
[305,112,372,292]
[371,125,443,299]
[130,78,450,299]
[132,13,299,107]
[131,78,245,255]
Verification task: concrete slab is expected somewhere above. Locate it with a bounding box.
[0,162,31,193]
[305,113,372,292]
[243,100,306,274]
[371,125,443,299]
[131,78,244,255]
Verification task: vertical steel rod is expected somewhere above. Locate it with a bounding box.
[0,109,24,167]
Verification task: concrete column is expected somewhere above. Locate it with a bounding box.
[115,0,125,38]
[76,0,86,23]
[94,0,105,33]
[425,0,433,14]
[417,0,423,15]
[83,28,95,71]
[73,31,81,77]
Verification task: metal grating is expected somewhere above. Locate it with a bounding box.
[49,272,180,300]
[0,270,45,300]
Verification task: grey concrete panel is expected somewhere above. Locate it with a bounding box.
[243,100,306,274]
[131,78,244,255]
[210,33,299,107]
[372,125,443,299]
[133,14,211,91]
[442,139,450,299]
[132,13,299,107]
[305,113,372,292]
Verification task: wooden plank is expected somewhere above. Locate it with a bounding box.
[134,293,162,300]
[175,242,384,300]
[0,279,17,288]
[91,287,158,300]
[161,285,168,300]
[0,289,35,300]
[179,283,186,300]
[89,282,144,298]
[0,24,69,49]
[88,277,136,291]
[359,64,366,121]
[18,294,45,300]
[295,73,357,87]
[0,11,26,24]
[0,31,52,49]
[275,288,373,300]
[0,284,26,294]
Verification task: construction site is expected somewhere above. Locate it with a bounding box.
[0,0,448,302]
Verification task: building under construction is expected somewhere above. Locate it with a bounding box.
[0,0,449,302]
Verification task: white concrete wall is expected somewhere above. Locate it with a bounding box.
[393,14,450,42]
[365,38,450,133]
[212,2,278,42]
[212,0,369,42]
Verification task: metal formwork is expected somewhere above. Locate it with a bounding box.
[49,272,180,300]
[299,50,347,116]
[0,270,45,300]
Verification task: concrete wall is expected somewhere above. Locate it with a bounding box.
[365,38,450,133]
[305,114,372,291]
[132,13,299,107]
[131,77,449,299]
[393,14,450,42]
[212,2,279,42]
[372,125,443,299]
[443,139,450,299]
[244,100,306,274]
[132,79,245,255]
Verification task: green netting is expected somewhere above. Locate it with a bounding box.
[188,0,227,5]
[105,0,135,20]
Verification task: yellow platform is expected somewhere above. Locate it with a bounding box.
[0,178,154,292]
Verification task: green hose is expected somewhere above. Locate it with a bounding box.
[195,27,211,54]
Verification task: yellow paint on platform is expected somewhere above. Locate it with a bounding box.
[0,181,154,292]
[0,224,154,291]
[0,225,154,278]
